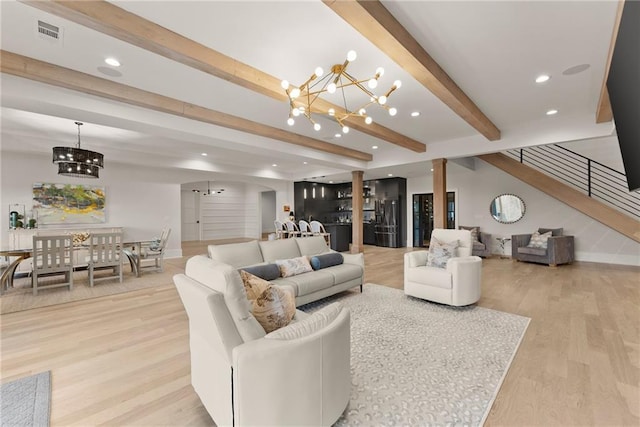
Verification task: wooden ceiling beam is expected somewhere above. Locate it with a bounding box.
[323,0,501,141]
[21,0,426,153]
[595,0,625,124]
[1,51,372,162]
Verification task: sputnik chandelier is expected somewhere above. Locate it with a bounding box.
[52,121,104,179]
[281,50,401,134]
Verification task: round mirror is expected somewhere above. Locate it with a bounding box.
[490,194,526,224]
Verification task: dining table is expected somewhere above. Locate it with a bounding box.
[0,248,33,294]
[121,239,158,278]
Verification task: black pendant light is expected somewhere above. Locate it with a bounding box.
[52,122,104,178]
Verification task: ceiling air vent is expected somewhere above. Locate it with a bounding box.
[37,20,63,43]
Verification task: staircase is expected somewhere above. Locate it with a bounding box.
[478,149,640,243]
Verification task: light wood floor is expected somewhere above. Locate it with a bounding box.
[1,241,638,426]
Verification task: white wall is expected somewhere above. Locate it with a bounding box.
[1,151,182,258]
[407,158,640,266]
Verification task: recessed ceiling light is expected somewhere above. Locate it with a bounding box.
[201,152,208,156]
[535,74,550,83]
[334,133,342,138]
[303,161,308,165]
[546,109,558,116]
[430,168,434,172]
[388,173,393,177]
[562,64,590,76]
[105,57,121,67]
[411,111,420,117]
[272,163,277,167]
[372,145,378,150]
[329,180,333,183]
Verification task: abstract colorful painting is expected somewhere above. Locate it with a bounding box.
[33,183,106,225]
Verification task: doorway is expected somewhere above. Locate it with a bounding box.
[181,190,200,241]
[412,192,456,247]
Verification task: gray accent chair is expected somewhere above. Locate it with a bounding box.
[459,226,492,258]
[512,227,575,266]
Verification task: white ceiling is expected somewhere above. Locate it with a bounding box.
[0,0,617,186]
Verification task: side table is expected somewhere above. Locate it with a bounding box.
[495,237,511,259]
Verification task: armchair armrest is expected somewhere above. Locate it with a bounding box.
[547,235,575,265]
[232,305,350,426]
[447,256,482,306]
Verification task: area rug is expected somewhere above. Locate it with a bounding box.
[0,371,51,427]
[300,284,530,426]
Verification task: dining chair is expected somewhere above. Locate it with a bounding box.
[32,234,74,296]
[310,220,331,247]
[298,220,314,237]
[86,232,123,287]
[127,228,171,275]
[274,220,287,239]
[283,220,301,238]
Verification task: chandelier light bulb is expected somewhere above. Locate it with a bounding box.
[389,107,397,116]
[368,78,378,89]
[290,87,300,99]
[298,105,305,111]
[347,50,357,62]
[378,95,387,105]
[376,67,385,77]
[314,123,321,131]
[328,108,335,116]
[393,80,402,89]
[315,67,324,77]
[342,126,350,134]
[365,116,373,124]
[327,83,337,94]
[359,108,366,116]
[292,108,301,117]
[281,80,290,90]
[287,117,295,126]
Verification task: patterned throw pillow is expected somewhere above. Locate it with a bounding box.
[527,230,552,249]
[240,271,296,333]
[427,237,459,269]
[275,256,313,278]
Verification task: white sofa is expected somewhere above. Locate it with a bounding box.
[174,255,351,426]
[404,229,482,306]
[208,236,364,306]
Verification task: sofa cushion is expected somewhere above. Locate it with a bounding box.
[240,263,280,281]
[240,271,296,333]
[275,256,313,277]
[259,239,301,263]
[427,237,459,269]
[527,230,552,249]
[459,225,479,242]
[538,227,563,236]
[208,240,263,268]
[265,302,343,340]
[278,270,335,296]
[271,277,301,295]
[517,246,547,256]
[406,266,452,289]
[310,252,344,270]
[185,255,266,342]
[295,236,331,257]
[323,263,363,284]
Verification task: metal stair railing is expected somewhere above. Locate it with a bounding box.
[505,144,640,219]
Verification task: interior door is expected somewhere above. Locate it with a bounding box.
[181,190,200,241]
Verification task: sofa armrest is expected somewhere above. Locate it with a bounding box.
[547,235,575,265]
[511,234,531,257]
[342,252,364,268]
[232,305,350,426]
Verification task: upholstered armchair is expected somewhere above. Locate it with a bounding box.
[173,255,351,426]
[459,226,492,257]
[512,227,575,266]
[404,229,482,306]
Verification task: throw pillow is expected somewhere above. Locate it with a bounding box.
[240,263,281,281]
[427,237,459,269]
[275,256,313,278]
[309,252,344,270]
[239,271,296,333]
[527,230,552,249]
[459,226,479,242]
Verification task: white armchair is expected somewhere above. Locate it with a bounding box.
[173,255,351,426]
[404,229,482,306]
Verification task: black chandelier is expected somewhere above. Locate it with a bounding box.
[52,122,104,179]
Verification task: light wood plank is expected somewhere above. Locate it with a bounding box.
[479,152,640,242]
[323,0,501,141]
[596,0,625,124]
[20,0,426,153]
[0,50,372,162]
